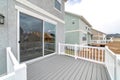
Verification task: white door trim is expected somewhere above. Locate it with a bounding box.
[16,7,57,62]
[15,5,57,25]
[15,0,65,24]
[17,10,20,63]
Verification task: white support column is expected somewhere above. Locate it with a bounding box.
[58,43,61,55]
[14,64,27,80]
[74,44,78,59]
[114,55,117,80]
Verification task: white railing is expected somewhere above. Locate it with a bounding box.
[105,47,120,80]
[116,55,120,80]
[59,43,120,80]
[91,40,111,44]
[0,47,27,80]
[59,43,105,63]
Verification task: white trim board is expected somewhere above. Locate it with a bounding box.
[25,53,56,64]
[16,0,65,24]
[65,29,87,34]
[15,5,57,25]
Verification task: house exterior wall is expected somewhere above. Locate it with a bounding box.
[0,0,65,75]
[0,0,8,75]
[65,32,79,44]
[65,13,79,31]
[92,29,106,40]
[65,12,92,45]
[28,0,64,20]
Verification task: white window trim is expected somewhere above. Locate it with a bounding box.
[16,0,65,24]
[54,0,62,12]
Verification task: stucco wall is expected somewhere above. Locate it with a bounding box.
[28,0,65,20]
[0,0,17,75]
[0,0,8,75]
[0,0,65,75]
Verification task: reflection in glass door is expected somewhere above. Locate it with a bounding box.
[44,22,56,55]
[20,13,43,62]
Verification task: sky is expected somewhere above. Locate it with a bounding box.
[65,0,120,34]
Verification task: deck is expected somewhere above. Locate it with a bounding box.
[27,54,111,80]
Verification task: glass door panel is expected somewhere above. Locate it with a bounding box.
[44,22,56,55]
[20,13,43,62]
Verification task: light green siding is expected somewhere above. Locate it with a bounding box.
[65,12,92,45]
[65,32,79,44]
[65,13,80,31]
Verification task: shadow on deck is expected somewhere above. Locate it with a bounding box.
[27,54,111,80]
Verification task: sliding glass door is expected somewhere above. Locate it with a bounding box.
[20,13,43,62]
[19,13,56,62]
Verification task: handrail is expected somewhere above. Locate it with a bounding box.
[59,43,120,80]
[7,47,19,66]
[59,43,105,63]
[0,47,27,80]
[0,72,15,80]
[104,46,120,80]
[90,40,111,44]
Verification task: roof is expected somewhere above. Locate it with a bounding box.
[64,0,67,2]
[65,11,92,27]
[44,33,53,39]
[92,28,106,35]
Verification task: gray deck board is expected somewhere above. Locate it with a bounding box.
[27,54,111,80]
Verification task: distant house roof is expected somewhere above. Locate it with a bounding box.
[64,0,68,2]
[92,28,106,35]
[65,11,92,27]
[44,33,53,39]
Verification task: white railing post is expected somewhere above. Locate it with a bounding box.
[14,64,27,80]
[6,47,27,80]
[58,43,61,55]
[114,55,117,80]
[74,44,78,59]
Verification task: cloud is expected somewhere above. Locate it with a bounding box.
[66,0,82,5]
[65,0,120,34]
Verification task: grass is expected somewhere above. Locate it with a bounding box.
[106,41,120,54]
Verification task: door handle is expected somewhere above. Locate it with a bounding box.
[18,41,21,43]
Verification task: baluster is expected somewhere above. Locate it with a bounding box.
[95,48,96,60]
[89,48,90,59]
[83,48,85,58]
[92,48,93,60]
[98,49,100,61]
[102,49,104,62]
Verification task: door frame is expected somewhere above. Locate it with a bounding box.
[16,6,57,62]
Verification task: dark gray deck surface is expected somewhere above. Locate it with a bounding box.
[27,54,111,80]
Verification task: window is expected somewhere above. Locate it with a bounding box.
[82,34,87,41]
[55,0,61,11]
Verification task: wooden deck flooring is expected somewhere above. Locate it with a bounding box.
[27,54,111,80]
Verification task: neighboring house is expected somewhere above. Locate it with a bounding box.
[65,12,92,45]
[91,28,106,40]
[0,0,66,75]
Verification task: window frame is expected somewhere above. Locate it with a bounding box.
[54,0,62,11]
